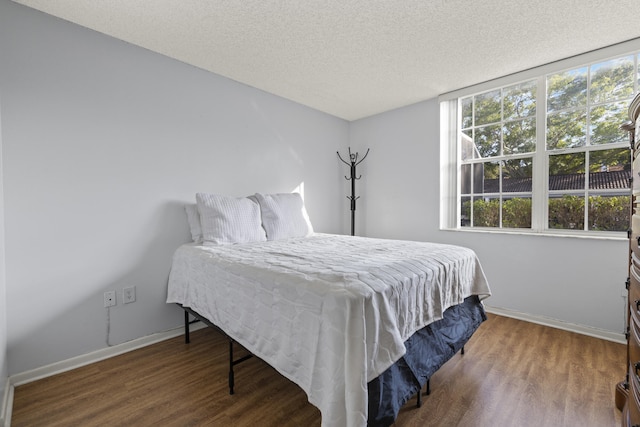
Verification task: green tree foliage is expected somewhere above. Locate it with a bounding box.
[474,90,501,125]
[588,195,630,231]
[475,124,501,157]
[482,161,500,180]
[546,57,634,152]
[503,118,535,155]
[591,103,628,145]
[502,198,532,228]
[548,195,584,230]
[590,56,636,103]
[546,109,586,150]
[589,148,630,173]
[504,81,537,119]
[462,199,499,228]
[503,158,532,181]
[547,68,587,112]
[463,195,629,231]
[464,198,532,229]
[549,152,585,177]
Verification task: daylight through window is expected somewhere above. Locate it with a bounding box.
[456,52,638,234]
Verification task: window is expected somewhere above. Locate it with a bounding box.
[460,81,536,228]
[442,48,639,235]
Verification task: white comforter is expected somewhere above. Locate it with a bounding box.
[166,233,491,426]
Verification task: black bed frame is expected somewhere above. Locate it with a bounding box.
[179,302,467,410]
[180,304,253,395]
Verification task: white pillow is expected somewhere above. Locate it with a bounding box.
[196,193,267,245]
[255,192,314,240]
[184,204,203,243]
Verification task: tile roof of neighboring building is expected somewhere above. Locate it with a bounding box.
[482,170,631,193]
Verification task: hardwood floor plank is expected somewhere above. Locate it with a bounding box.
[11,313,624,426]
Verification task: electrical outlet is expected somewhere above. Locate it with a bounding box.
[123,286,136,304]
[104,291,116,308]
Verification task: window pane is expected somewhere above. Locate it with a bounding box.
[546,109,587,150]
[461,164,472,194]
[549,153,585,191]
[473,163,483,193]
[475,124,501,157]
[461,196,471,227]
[474,90,501,125]
[503,81,536,120]
[548,195,584,230]
[461,129,474,160]
[461,97,473,129]
[547,67,587,112]
[590,56,635,104]
[588,148,631,189]
[503,118,536,155]
[502,158,532,192]
[472,196,499,227]
[590,101,629,145]
[588,194,630,231]
[478,161,500,193]
[502,197,532,228]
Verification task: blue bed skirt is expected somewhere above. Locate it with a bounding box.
[367,295,487,426]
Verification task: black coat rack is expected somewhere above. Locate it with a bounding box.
[337,147,369,236]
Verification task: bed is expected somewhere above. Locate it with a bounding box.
[166,192,491,427]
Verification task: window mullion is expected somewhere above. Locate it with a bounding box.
[532,75,547,231]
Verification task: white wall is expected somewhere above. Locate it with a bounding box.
[350,100,629,334]
[0,66,7,415]
[0,0,349,375]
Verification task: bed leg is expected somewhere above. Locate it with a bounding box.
[228,340,235,395]
[184,310,190,344]
[461,346,465,355]
[417,378,432,408]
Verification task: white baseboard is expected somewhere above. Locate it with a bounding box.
[10,322,206,387]
[1,322,205,427]
[485,305,626,344]
[1,380,12,427]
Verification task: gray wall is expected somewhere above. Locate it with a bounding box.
[0,0,349,375]
[350,100,629,334]
[0,68,7,412]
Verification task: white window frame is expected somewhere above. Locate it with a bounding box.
[440,39,640,238]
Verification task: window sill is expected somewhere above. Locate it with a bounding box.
[440,227,627,241]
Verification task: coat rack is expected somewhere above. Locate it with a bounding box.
[337,147,369,236]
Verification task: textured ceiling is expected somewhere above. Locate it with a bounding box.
[12,0,640,121]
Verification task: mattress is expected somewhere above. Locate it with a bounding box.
[166,233,491,427]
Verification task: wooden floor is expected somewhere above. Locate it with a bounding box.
[11,313,625,427]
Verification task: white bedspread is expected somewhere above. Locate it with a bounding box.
[166,233,491,426]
